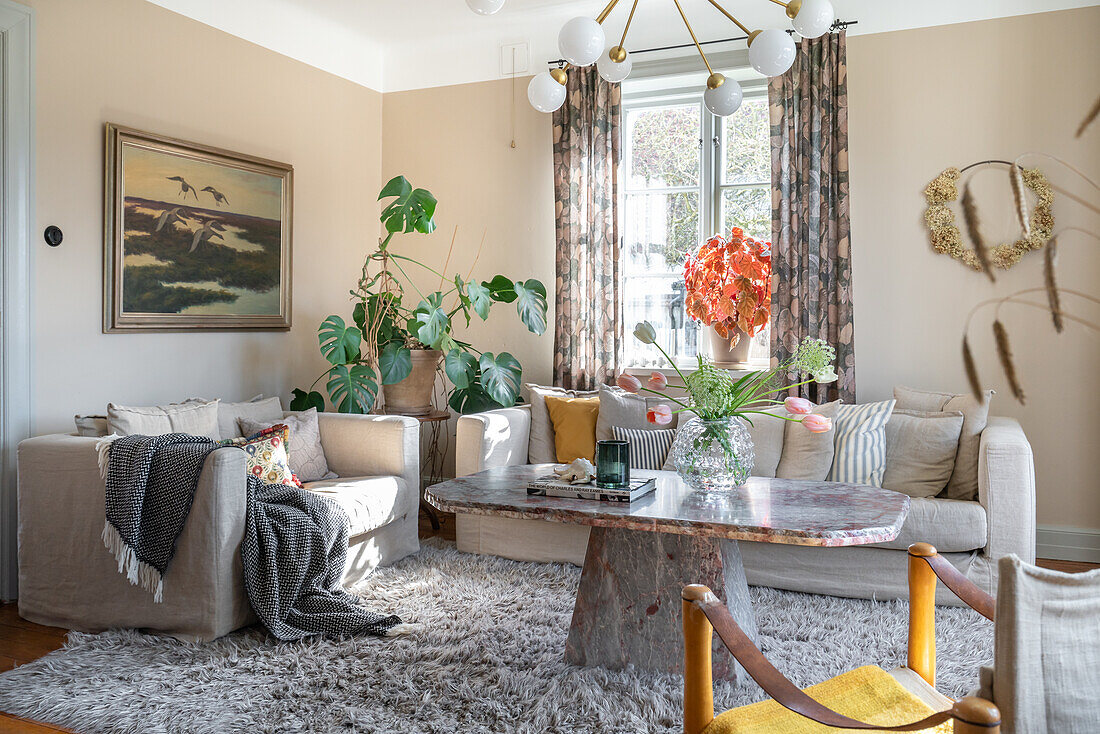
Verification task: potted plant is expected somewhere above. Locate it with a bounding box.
[620,324,836,491]
[292,176,548,415]
[683,227,772,366]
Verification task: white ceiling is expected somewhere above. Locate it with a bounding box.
[147,0,1097,93]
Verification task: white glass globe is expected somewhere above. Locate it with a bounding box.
[558,17,605,67]
[465,0,505,15]
[792,0,834,38]
[596,49,632,83]
[528,71,567,113]
[704,78,744,117]
[748,28,797,77]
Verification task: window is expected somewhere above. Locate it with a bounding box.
[621,87,771,369]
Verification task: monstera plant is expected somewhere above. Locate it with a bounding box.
[292,176,547,415]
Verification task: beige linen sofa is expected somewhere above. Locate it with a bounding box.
[454,400,1036,606]
[17,411,420,642]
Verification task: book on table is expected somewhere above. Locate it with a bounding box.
[526,475,656,503]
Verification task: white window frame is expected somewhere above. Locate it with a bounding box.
[620,78,770,373]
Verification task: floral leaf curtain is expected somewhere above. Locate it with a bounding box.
[769,31,855,403]
[552,67,622,391]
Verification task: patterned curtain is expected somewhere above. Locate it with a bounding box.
[552,67,622,390]
[768,31,854,404]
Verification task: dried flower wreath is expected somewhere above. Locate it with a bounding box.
[924,165,1055,271]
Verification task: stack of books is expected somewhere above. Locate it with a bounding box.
[526,474,656,503]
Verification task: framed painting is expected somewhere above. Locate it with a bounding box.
[104,124,292,332]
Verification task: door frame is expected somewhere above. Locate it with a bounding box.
[0,0,34,601]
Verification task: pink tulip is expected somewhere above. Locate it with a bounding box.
[784,397,814,415]
[616,374,642,393]
[647,404,674,426]
[801,414,833,433]
[647,371,668,390]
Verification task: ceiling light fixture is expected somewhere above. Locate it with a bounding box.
[498,0,834,116]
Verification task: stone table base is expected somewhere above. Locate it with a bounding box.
[564,527,758,683]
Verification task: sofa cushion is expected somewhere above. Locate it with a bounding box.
[219,424,300,488]
[544,395,600,463]
[107,400,220,439]
[216,396,283,439]
[302,475,410,537]
[775,401,839,481]
[894,386,992,502]
[240,408,335,483]
[595,384,669,441]
[828,400,896,487]
[612,425,676,470]
[523,384,599,463]
[883,409,964,498]
[871,497,987,552]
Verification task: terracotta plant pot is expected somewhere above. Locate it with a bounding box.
[382,349,442,415]
[708,325,752,367]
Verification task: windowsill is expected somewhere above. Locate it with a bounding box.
[625,360,770,378]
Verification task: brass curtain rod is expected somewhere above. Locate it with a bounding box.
[546,19,856,67]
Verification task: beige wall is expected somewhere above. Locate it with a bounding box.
[379,8,1100,531]
[29,0,383,433]
[847,6,1100,532]
[380,78,557,389]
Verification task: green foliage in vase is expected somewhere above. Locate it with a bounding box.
[291,176,548,415]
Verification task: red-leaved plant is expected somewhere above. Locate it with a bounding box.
[683,227,772,343]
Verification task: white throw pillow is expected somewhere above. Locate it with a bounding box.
[523,384,599,464]
[106,400,220,439]
[612,425,676,470]
[827,400,896,487]
[595,385,670,441]
[883,409,965,498]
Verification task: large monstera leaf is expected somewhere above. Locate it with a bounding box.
[467,280,492,320]
[444,349,478,389]
[512,279,548,335]
[412,294,449,350]
[478,352,523,407]
[379,341,413,385]
[326,364,378,414]
[378,176,437,235]
[318,315,362,365]
[290,388,325,412]
[448,383,509,415]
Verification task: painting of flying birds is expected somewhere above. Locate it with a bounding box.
[104,124,292,331]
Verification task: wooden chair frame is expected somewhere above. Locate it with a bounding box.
[682,542,1002,734]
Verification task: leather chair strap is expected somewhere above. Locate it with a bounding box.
[921,553,996,621]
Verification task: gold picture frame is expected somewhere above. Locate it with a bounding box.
[104,124,293,332]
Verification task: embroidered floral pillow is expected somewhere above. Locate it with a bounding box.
[220,424,301,488]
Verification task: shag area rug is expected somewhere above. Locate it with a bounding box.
[0,539,992,733]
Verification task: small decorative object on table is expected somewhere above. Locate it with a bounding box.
[620,323,837,491]
[595,439,630,489]
[683,227,772,366]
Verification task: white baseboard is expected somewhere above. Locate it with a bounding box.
[1036,526,1100,564]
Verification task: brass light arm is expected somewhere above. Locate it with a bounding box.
[596,0,623,24]
[616,0,640,55]
[672,0,715,76]
[705,0,752,36]
[765,0,802,20]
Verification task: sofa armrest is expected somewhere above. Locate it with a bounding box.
[316,413,420,492]
[455,406,531,477]
[977,417,1036,563]
[17,434,252,639]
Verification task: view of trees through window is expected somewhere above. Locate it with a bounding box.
[622,96,771,368]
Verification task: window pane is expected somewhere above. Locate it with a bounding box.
[624,192,699,273]
[722,99,770,185]
[721,187,770,241]
[623,277,702,369]
[625,104,700,188]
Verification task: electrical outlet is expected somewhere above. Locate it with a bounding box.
[500,43,529,76]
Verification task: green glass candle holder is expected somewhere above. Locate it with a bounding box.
[596,440,630,489]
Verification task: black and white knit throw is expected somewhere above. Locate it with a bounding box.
[99,433,407,640]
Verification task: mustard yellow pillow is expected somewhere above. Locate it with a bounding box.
[543,396,600,463]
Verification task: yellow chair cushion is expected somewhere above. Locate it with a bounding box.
[704,666,951,734]
[544,395,600,463]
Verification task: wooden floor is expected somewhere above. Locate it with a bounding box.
[0,512,1091,733]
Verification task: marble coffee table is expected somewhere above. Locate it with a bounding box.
[425,465,909,683]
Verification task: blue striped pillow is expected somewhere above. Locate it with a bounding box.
[611,426,677,470]
[827,400,896,487]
